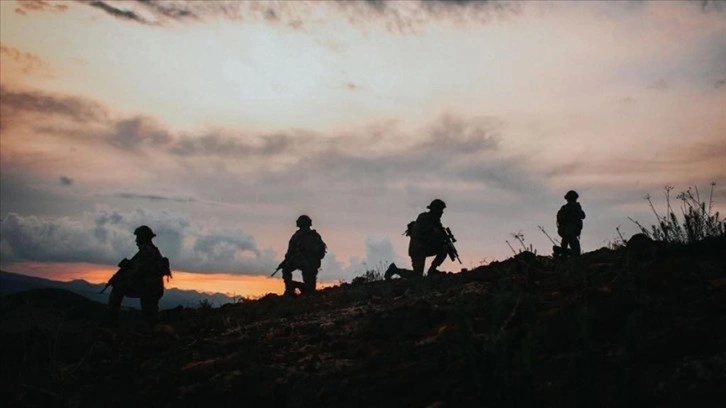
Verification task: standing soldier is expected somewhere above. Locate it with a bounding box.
[277,215,327,296]
[386,199,450,279]
[556,190,586,256]
[105,225,170,323]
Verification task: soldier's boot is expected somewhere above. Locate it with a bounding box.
[427,268,445,276]
[427,253,447,276]
[384,263,398,280]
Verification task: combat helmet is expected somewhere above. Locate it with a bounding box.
[427,199,447,211]
[134,225,156,239]
[564,190,579,200]
[296,215,312,228]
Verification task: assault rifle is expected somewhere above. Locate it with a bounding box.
[270,260,287,277]
[271,242,310,277]
[444,227,462,264]
[99,258,132,294]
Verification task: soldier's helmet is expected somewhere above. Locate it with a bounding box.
[134,225,156,239]
[564,190,579,201]
[296,215,312,228]
[427,199,447,211]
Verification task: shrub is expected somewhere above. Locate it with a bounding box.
[351,261,388,284]
[629,183,725,244]
[506,232,537,256]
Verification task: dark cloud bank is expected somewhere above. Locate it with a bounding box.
[0,208,277,275]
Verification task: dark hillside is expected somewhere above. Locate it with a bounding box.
[2,236,725,407]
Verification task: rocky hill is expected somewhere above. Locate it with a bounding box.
[2,236,725,407]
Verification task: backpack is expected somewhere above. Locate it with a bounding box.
[310,231,327,260]
[404,220,416,237]
[300,230,327,260]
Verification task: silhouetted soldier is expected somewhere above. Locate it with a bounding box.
[278,215,327,296]
[386,199,449,279]
[556,190,586,256]
[106,225,170,323]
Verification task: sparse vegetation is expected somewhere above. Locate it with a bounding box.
[351,261,388,284]
[629,183,726,244]
[506,231,537,256]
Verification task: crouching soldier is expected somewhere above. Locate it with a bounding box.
[386,199,450,279]
[277,215,327,296]
[104,225,171,323]
[555,190,586,257]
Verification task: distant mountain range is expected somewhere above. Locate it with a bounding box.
[0,270,236,309]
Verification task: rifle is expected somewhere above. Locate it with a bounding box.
[272,237,312,277]
[270,260,286,277]
[444,227,462,264]
[99,258,132,294]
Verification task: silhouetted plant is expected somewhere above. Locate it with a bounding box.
[629,183,725,244]
[605,225,628,250]
[351,261,387,284]
[506,231,537,256]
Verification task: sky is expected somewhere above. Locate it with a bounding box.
[1,0,725,298]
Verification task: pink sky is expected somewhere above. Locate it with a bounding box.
[1,1,725,298]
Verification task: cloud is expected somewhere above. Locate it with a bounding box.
[647,78,669,91]
[701,0,726,13]
[108,192,195,203]
[0,207,279,275]
[106,116,174,151]
[0,87,513,194]
[0,86,108,126]
[87,1,152,25]
[8,83,715,217]
[169,131,299,158]
[67,0,519,32]
[321,236,404,281]
[14,0,68,15]
[0,43,50,76]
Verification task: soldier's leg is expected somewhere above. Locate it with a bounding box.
[427,249,447,275]
[282,268,296,296]
[140,296,159,321]
[385,263,418,279]
[108,288,124,323]
[409,255,426,278]
[560,236,572,255]
[571,236,581,256]
[301,268,317,294]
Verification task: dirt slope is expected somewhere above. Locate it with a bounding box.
[2,236,725,407]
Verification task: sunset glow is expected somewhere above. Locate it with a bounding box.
[4,261,342,298]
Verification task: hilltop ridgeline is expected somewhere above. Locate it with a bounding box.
[2,235,725,407]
